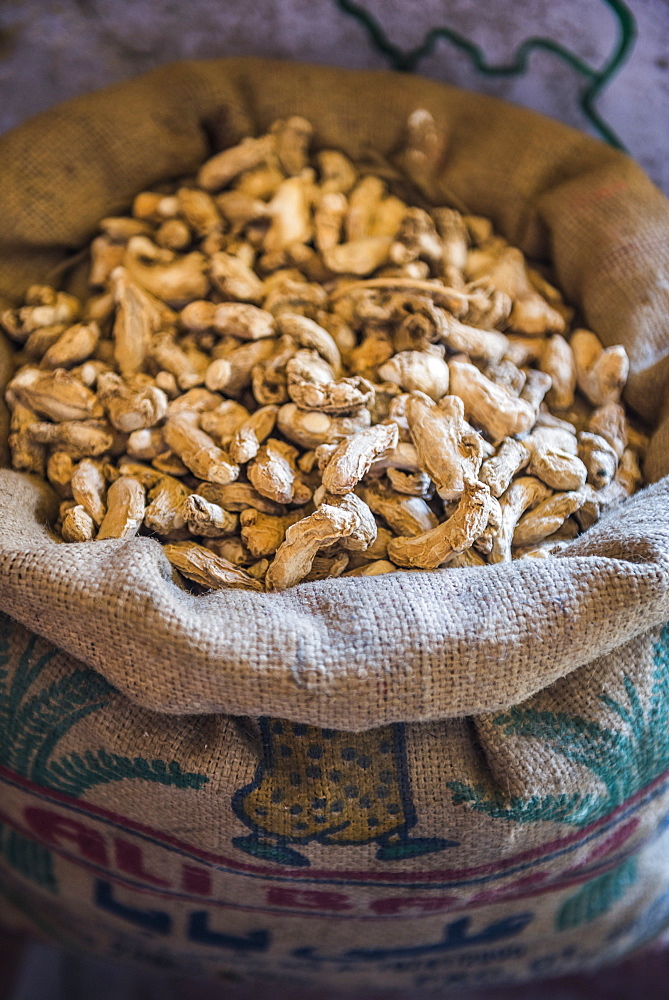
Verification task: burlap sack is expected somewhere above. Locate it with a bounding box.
[1,59,669,993]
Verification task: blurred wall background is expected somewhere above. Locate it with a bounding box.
[0,0,667,192]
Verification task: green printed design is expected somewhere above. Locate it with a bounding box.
[556,856,638,931]
[449,623,669,827]
[334,0,635,148]
[46,749,209,798]
[0,823,57,894]
[0,612,209,797]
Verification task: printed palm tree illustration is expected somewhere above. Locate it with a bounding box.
[448,624,669,828]
[447,625,669,929]
[555,855,638,931]
[0,614,209,797]
[0,613,208,892]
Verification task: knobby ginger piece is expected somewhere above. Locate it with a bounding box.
[61,505,96,542]
[8,368,104,422]
[289,375,374,414]
[387,468,433,497]
[432,207,468,285]
[164,541,264,591]
[571,329,629,407]
[387,482,494,569]
[250,336,293,406]
[22,323,68,361]
[314,492,377,552]
[97,372,168,433]
[163,413,239,485]
[272,116,313,176]
[248,439,311,505]
[391,207,442,267]
[197,482,285,516]
[303,553,350,582]
[127,427,166,460]
[266,493,375,590]
[490,476,552,564]
[314,192,347,251]
[277,404,333,449]
[344,559,396,577]
[449,547,487,568]
[125,238,208,306]
[512,491,585,547]
[1,288,80,342]
[176,187,221,236]
[540,334,576,410]
[448,360,534,443]
[144,476,191,536]
[26,420,114,459]
[205,536,255,565]
[378,350,450,401]
[514,540,572,560]
[407,392,467,500]
[276,313,342,372]
[589,402,627,458]
[359,481,438,536]
[466,244,566,335]
[151,332,205,390]
[345,175,386,242]
[189,301,275,340]
[71,459,107,525]
[8,403,46,475]
[437,314,508,365]
[286,349,336,388]
[485,359,526,397]
[41,322,101,370]
[479,438,530,497]
[132,192,178,222]
[240,509,304,557]
[321,423,399,494]
[182,494,239,537]
[526,443,588,492]
[156,218,192,250]
[520,369,552,415]
[323,237,393,276]
[317,149,357,195]
[46,451,74,497]
[356,525,393,562]
[207,338,275,397]
[530,420,579,455]
[578,432,619,489]
[111,268,172,376]
[264,173,314,253]
[228,405,279,464]
[370,440,421,474]
[96,476,145,540]
[209,253,264,304]
[615,448,643,497]
[200,400,250,446]
[198,134,276,191]
[472,494,502,555]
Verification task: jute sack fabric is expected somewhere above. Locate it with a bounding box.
[0,59,669,992]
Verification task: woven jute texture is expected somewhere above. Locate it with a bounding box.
[1,60,669,991]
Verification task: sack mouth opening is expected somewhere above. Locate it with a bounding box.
[0,58,668,727]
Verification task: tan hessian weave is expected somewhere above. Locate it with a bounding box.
[0,59,668,732]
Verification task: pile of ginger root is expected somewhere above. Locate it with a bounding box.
[1,110,647,593]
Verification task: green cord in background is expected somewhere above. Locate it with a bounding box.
[333,0,636,149]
